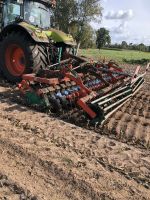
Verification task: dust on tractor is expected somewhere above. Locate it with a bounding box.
[0,0,149,125]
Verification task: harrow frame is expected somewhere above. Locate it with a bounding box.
[18,59,150,124]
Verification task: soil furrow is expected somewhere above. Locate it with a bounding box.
[0,66,149,199]
[0,172,37,200]
[0,138,85,200]
[0,136,150,200]
[103,89,150,148]
[0,94,149,199]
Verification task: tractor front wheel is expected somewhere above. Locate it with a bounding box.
[0,32,48,82]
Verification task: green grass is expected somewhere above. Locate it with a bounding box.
[79,49,150,64]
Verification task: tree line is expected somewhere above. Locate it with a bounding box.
[107,41,150,52]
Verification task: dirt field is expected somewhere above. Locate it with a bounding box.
[0,65,150,200]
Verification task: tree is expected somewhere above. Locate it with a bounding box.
[53,0,102,48]
[96,28,111,50]
[138,43,146,52]
[53,0,76,33]
[69,22,95,49]
[80,24,96,48]
[121,41,128,49]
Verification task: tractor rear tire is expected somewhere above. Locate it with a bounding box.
[0,32,48,82]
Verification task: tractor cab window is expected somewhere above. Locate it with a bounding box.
[4,3,21,26]
[24,1,51,29]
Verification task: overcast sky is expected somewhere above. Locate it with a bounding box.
[92,0,150,45]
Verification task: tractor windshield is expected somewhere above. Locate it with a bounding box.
[24,1,51,29]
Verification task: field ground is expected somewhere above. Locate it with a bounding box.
[79,49,150,64]
[0,64,150,199]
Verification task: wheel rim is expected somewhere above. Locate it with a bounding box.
[5,44,26,76]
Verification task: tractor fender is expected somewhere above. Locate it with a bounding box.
[45,28,77,46]
[0,22,49,43]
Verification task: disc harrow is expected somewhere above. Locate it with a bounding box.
[18,57,150,125]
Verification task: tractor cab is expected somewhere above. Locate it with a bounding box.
[1,0,55,29]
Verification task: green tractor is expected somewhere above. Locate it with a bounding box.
[0,0,76,82]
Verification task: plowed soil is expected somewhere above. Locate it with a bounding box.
[0,65,150,200]
[103,90,150,148]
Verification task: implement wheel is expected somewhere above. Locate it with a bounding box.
[0,32,48,82]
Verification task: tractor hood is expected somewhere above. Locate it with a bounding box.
[19,22,76,46]
[45,29,76,46]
